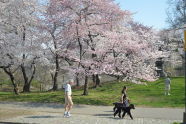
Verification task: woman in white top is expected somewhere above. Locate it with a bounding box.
[64,79,74,117]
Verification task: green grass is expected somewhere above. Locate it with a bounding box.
[0,77,185,107]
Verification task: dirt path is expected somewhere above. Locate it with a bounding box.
[0,102,184,124]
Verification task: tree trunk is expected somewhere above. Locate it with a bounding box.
[52,72,58,91]
[21,65,30,92]
[76,74,80,87]
[21,27,32,92]
[95,74,100,88]
[3,68,19,95]
[52,53,59,91]
[23,83,30,92]
[10,73,19,95]
[13,84,19,95]
[51,29,59,91]
[117,75,121,82]
[40,83,42,92]
[92,74,96,85]
[83,76,88,95]
[22,61,36,92]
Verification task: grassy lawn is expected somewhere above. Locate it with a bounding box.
[0,77,184,107]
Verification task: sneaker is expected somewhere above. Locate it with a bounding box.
[64,112,67,117]
[66,112,71,117]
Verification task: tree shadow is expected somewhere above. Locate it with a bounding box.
[93,113,112,117]
[19,102,64,109]
[93,113,124,120]
[104,110,113,112]
[25,115,59,118]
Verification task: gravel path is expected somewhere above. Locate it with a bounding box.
[0,102,184,124]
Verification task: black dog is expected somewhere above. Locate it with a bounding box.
[113,102,123,112]
[113,103,135,119]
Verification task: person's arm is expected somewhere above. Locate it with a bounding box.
[128,98,130,104]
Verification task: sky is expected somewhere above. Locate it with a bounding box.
[115,0,169,30]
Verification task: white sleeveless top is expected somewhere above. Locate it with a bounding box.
[65,84,72,95]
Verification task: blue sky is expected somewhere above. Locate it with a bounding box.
[115,0,169,30]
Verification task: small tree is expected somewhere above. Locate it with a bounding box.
[166,0,186,28]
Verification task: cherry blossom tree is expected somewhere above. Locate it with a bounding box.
[38,11,60,91]
[158,29,184,76]
[46,0,162,95]
[37,0,77,90]
[0,0,22,94]
[101,22,162,82]
[0,0,162,95]
[0,0,42,93]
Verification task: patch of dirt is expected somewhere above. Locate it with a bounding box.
[0,108,34,120]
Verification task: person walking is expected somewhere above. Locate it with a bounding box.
[113,86,129,112]
[64,79,74,117]
[121,86,127,103]
[164,76,171,96]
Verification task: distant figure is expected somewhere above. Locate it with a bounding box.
[164,76,171,95]
[114,86,128,111]
[121,86,127,103]
[64,79,74,117]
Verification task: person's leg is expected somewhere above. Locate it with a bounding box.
[64,95,69,117]
[113,106,116,112]
[65,104,69,112]
[66,96,73,117]
[68,96,73,110]
[118,108,122,118]
[164,90,167,95]
[168,90,170,95]
[168,85,171,95]
[165,86,168,95]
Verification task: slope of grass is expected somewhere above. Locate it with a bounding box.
[0,77,184,107]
